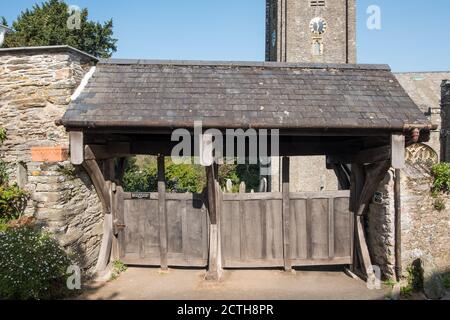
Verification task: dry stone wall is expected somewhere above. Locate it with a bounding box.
[0,48,102,274]
[368,144,450,279]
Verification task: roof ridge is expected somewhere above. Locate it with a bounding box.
[99,58,391,71]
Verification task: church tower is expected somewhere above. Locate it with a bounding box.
[266,0,356,63]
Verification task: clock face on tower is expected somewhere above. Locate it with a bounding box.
[310,17,327,35]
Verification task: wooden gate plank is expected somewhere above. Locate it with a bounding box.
[328,197,335,259]
[310,199,329,259]
[334,197,352,258]
[239,200,247,261]
[282,157,292,271]
[157,155,168,270]
[260,200,267,259]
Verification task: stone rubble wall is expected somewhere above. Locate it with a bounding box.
[442,80,450,161]
[368,161,450,279]
[0,50,103,274]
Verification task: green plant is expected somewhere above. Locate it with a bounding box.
[383,279,397,288]
[109,260,128,281]
[122,157,206,193]
[0,227,72,300]
[431,163,450,193]
[0,127,6,144]
[0,184,29,221]
[122,157,157,192]
[165,163,205,193]
[400,284,413,298]
[442,275,450,290]
[122,156,262,194]
[0,160,8,186]
[57,163,77,178]
[433,197,446,211]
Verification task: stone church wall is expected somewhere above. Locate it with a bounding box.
[0,48,103,274]
[441,80,450,161]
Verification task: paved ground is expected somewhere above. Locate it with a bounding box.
[78,267,390,300]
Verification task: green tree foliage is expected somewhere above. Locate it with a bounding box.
[122,157,261,194]
[122,157,206,194]
[3,0,117,58]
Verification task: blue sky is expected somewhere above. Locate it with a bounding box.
[1,0,449,72]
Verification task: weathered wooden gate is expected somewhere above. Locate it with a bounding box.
[115,189,209,267]
[114,188,352,269]
[220,191,353,268]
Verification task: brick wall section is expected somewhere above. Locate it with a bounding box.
[0,48,103,273]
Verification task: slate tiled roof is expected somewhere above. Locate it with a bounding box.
[395,71,450,113]
[61,59,432,131]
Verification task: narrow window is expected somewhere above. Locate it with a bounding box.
[312,39,323,56]
[310,0,326,7]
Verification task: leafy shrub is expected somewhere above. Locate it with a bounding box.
[0,227,72,300]
[122,157,205,193]
[122,158,157,192]
[442,275,450,290]
[166,163,205,193]
[0,184,29,221]
[109,260,128,281]
[431,163,450,193]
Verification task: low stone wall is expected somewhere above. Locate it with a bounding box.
[0,47,102,274]
[368,147,450,279]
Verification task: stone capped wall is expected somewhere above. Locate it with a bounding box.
[0,48,102,273]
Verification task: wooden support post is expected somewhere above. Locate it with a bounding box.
[205,166,222,280]
[350,160,391,279]
[394,169,402,281]
[157,155,168,271]
[206,224,220,280]
[82,151,114,274]
[206,166,217,225]
[70,131,84,165]
[116,158,127,184]
[350,164,364,272]
[110,182,120,262]
[282,156,292,271]
[391,134,406,169]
